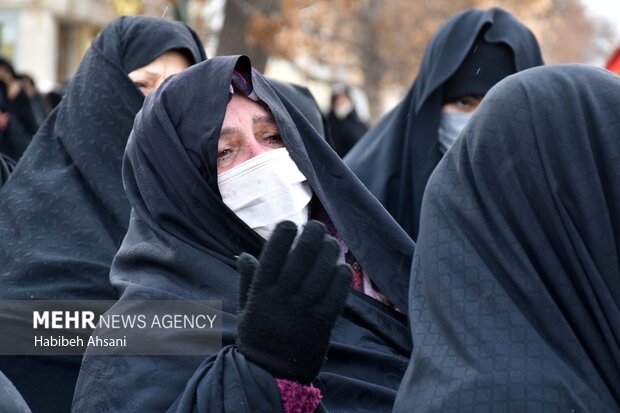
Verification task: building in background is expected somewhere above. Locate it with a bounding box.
[0,0,117,92]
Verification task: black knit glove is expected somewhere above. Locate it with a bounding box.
[236,220,352,384]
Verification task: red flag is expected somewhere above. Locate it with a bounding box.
[605,47,620,74]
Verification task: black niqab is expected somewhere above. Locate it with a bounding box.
[0,16,205,413]
[394,64,620,412]
[73,55,414,412]
[344,8,543,240]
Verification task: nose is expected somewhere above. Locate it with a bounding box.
[245,137,270,159]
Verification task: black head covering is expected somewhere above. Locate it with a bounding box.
[269,78,326,139]
[73,55,414,412]
[442,31,516,103]
[394,64,620,412]
[0,58,17,78]
[330,85,351,105]
[0,13,205,297]
[0,16,205,413]
[344,7,543,240]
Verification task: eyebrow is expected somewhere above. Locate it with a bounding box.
[220,114,276,137]
[220,127,239,137]
[252,114,275,125]
[132,70,158,79]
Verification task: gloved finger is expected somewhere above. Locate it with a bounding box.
[279,220,328,293]
[236,253,259,312]
[300,235,342,301]
[254,220,298,287]
[317,264,352,318]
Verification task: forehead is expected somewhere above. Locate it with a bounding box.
[224,93,273,120]
[134,50,191,74]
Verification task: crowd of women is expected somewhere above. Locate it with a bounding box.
[0,58,62,181]
[0,6,617,413]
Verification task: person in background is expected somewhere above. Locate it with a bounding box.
[325,86,368,157]
[393,64,620,412]
[42,89,62,114]
[0,82,13,167]
[0,63,34,162]
[0,58,37,137]
[73,55,414,413]
[345,8,543,240]
[0,16,206,413]
[17,74,48,129]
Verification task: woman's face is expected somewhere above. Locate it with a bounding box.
[217,93,284,173]
[128,50,191,96]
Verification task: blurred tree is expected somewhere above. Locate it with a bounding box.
[111,0,144,15]
[134,0,613,121]
[216,0,281,71]
[116,0,210,54]
[240,0,613,122]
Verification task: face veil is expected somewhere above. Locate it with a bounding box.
[344,7,544,240]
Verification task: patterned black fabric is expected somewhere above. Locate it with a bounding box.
[394,65,620,412]
[344,8,543,240]
[0,16,205,413]
[0,153,15,187]
[0,370,30,413]
[73,56,414,412]
[0,111,32,163]
[269,79,326,140]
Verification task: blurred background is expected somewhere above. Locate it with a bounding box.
[1,0,619,123]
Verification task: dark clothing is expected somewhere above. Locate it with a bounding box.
[0,153,14,186]
[270,79,326,139]
[73,55,414,412]
[344,8,543,240]
[441,32,515,103]
[393,65,620,412]
[4,89,38,136]
[326,110,368,157]
[0,371,30,413]
[0,16,205,413]
[0,82,32,161]
[0,115,31,162]
[27,92,49,129]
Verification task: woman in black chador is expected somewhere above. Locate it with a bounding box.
[345,8,543,240]
[0,16,205,413]
[73,55,414,412]
[325,87,368,157]
[394,64,620,412]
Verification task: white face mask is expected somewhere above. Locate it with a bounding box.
[217,147,313,240]
[437,111,472,154]
[333,100,354,120]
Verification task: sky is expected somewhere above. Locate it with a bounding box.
[581,0,620,39]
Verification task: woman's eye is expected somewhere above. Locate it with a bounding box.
[264,134,283,146]
[217,148,232,159]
